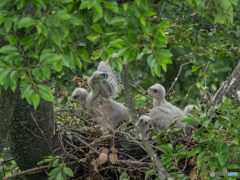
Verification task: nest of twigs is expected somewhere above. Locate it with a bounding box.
[56,106,198,180]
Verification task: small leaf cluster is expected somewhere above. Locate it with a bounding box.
[146,143,189,179]
[37,155,74,180]
[180,97,240,177]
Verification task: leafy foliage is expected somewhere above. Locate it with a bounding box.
[37,156,74,180]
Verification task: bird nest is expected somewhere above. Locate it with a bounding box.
[56,107,198,180]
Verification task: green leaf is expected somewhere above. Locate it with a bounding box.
[103,9,112,24]
[46,53,61,64]
[146,168,157,178]
[7,35,17,45]
[56,170,67,180]
[123,51,131,64]
[111,16,126,26]
[61,54,70,67]
[157,145,172,153]
[161,153,174,158]
[177,149,188,155]
[25,88,34,104]
[101,51,108,62]
[109,39,123,47]
[188,147,201,158]
[18,17,35,28]
[79,1,92,9]
[136,0,140,6]
[5,52,20,61]
[37,24,48,36]
[209,158,216,171]
[144,11,156,16]
[214,12,225,24]
[226,164,240,169]
[42,66,51,78]
[140,16,146,25]
[69,51,76,68]
[77,49,88,59]
[229,0,238,5]
[74,55,82,70]
[61,24,69,37]
[4,17,12,33]
[118,47,128,56]
[94,3,102,18]
[0,70,10,85]
[176,144,184,150]
[32,93,40,109]
[63,167,74,177]
[128,30,138,44]
[10,71,18,84]
[91,24,102,33]
[178,154,188,159]
[115,58,122,72]
[57,10,71,20]
[53,61,62,72]
[51,31,61,46]
[158,49,173,58]
[220,143,229,154]
[194,128,205,137]
[53,18,60,27]
[218,153,228,166]
[20,35,34,45]
[104,1,118,10]
[87,34,100,42]
[147,54,156,67]
[197,151,207,163]
[0,14,4,25]
[38,84,53,102]
[180,118,199,125]
[21,84,32,99]
[48,167,60,178]
[106,48,114,56]
[52,158,59,167]
[0,45,18,54]
[154,64,161,77]
[93,11,101,23]
[40,53,51,63]
[28,52,38,59]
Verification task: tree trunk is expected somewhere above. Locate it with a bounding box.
[8,86,60,180]
[212,62,240,170]
[0,88,17,154]
[212,62,240,105]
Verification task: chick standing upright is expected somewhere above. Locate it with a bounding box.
[86,60,130,130]
[147,84,189,133]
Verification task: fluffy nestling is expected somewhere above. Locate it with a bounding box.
[146,84,188,132]
[130,115,150,138]
[149,106,174,131]
[71,88,88,111]
[86,61,130,130]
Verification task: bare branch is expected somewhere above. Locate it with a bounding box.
[121,64,173,180]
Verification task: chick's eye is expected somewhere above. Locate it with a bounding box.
[102,74,108,79]
[154,89,157,93]
[73,96,77,99]
[140,119,142,121]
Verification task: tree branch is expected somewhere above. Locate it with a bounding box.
[120,64,173,180]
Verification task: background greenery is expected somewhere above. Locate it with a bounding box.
[0,0,240,179]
